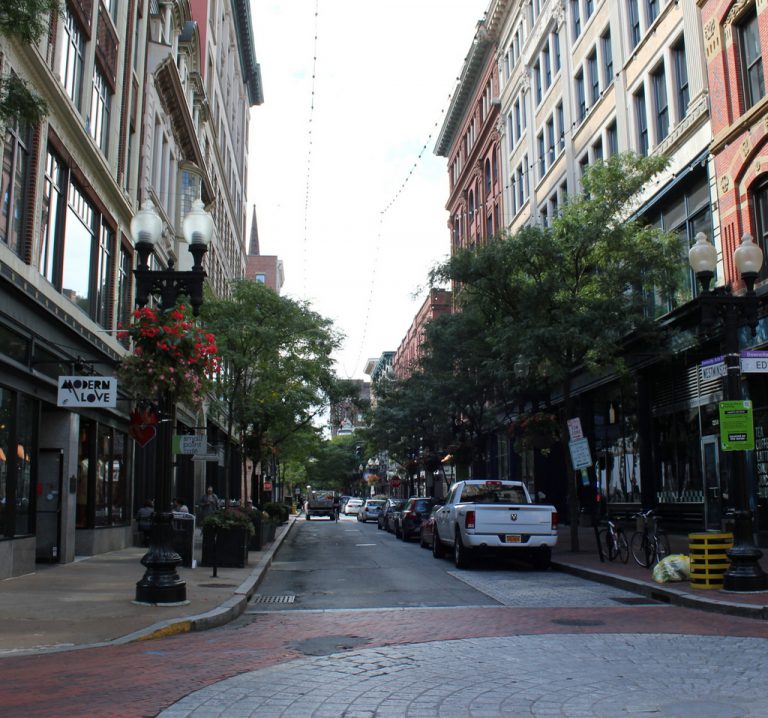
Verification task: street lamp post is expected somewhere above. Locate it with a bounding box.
[688,231,767,592]
[131,198,214,605]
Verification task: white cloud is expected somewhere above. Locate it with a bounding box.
[249,0,488,379]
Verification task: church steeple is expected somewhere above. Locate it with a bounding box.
[248,204,260,256]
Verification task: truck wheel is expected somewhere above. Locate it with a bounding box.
[432,530,446,558]
[454,530,472,569]
[531,546,551,570]
[305,514,311,520]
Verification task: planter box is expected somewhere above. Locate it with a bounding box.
[249,517,263,551]
[200,527,249,568]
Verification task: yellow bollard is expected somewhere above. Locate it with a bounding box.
[688,532,734,589]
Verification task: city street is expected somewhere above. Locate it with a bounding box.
[2,516,768,717]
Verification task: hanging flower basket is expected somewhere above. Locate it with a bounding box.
[117,304,220,407]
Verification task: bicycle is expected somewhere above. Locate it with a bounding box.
[630,509,671,568]
[598,516,629,563]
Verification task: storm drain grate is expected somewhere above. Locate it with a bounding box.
[252,594,296,604]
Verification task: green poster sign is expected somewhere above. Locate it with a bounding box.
[719,400,755,451]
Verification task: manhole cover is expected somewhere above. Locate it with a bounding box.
[252,594,296,604]
[199,583,237,588]
[551,618,605,627]
[611,596,660,605]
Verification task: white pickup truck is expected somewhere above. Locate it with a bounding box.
[432,479,558,569]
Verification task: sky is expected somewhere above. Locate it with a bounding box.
[248,0,490,381]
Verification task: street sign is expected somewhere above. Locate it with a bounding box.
[719,400,754,451]
[391,477,401,488]
[57,376,117,408]
[700,356,726,381]
[739,351,768,373]
[568,437,592,470]
[567,418,583,440]
[192,453,219,462]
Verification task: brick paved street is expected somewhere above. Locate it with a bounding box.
[2,604,768,717]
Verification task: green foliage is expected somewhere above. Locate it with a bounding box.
[201,280,343,469]
[201,507,256,536]
[0,0,60,45]
[0,74,47,127]
[263,502,289,523]
[302,434,361,491]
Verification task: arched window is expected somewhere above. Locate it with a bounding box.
[485,158,492,195]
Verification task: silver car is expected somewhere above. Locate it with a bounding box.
[357,499,385,522]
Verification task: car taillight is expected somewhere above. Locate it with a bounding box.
[551,511,558,530]
[465,510,476,530]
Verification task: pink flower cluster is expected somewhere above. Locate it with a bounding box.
[118,305,220,406]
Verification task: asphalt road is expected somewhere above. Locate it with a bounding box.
[5,515,768,717]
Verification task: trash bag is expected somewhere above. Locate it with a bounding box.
[652,554,690,583]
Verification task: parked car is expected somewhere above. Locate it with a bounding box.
[419,504,442,548]
[343,498,364,515]
[396,497,435,540]
[378,498,405,531]
[357,498,385,522]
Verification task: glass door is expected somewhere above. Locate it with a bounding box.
[702,435,722,530]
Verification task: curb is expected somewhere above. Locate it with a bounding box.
[552,559,768,620]
[127,516,297,642]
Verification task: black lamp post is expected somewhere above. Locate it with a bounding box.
[688,231,768,592]
[131,198,214,605]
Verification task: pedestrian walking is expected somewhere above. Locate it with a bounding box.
[198,486,219,519]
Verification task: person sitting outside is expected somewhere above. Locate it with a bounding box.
[136,500,154,546]
[173,498,189,513]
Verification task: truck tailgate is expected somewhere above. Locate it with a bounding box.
[468,505,553,534]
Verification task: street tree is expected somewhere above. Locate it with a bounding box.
[433,153,682,550]
[202,280,343,504]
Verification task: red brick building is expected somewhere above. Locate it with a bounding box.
[701,0,768,285]
[435,18,504,254]
[246,205,284,292]
[392,289,452,379]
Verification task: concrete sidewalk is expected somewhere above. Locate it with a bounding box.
[0,516,296,657]
[552,524,768,620]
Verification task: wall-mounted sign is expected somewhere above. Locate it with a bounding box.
[719,400,754,451]
[739,351,768,374]
[567,418,583,440]
[700,355,726,381]
[57,376,117,408]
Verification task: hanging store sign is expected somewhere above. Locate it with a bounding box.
[174,435,207,455]
[57,376,117,408]
[719,400,754,451]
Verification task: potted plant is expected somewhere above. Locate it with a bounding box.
[200,507,254,568]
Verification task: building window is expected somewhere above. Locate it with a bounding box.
[546,117,555,164]
[1,116,31,257]
[607,120,619,156]
[738,7,765,111]
[0,389,37,538]
[593,138,603,162]
[514,98,522,143]
[652,65,669,143]
[586,0,594,18]
[628,0,641,50]
[39,148,117,327]
[485,158,492,195]
[553,30,561,71]
[753,179,768,282]
[672,38,689,119]
[534,61,542,105]
[89,66,112,155]
[58,7,85,110]
[538,131,546,178]
[635,87,648,155]
[557,101,565,152]
[468,190,475,222]
[575,70,586,122]
[588,49,599,105]
[602,30,613,87]
[646,0,659,25]
[543,45,552,89]
[572,0,581,40]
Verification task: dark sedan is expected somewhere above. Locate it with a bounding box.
[396,497,435,540]
[419,504,442,548]
[378,498,405,532]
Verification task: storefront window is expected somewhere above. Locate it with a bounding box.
[0,388,37,537]
[78,421,129,528]
[594,395,641,505]
[654,408,705,504]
